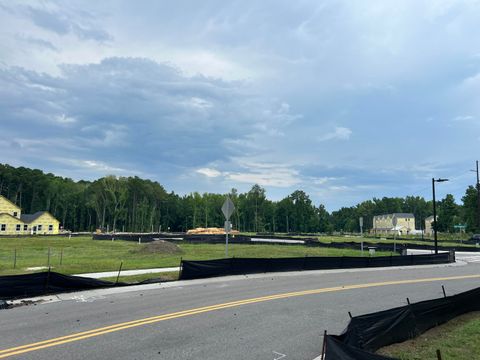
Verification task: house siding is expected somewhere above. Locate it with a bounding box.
[29,213,60,235]
[0,197,21,219]
[0,213,25,235]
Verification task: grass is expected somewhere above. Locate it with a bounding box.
[242,232,477,248]
[377,311,480,360]
[0,236,395,276]
[100,271,179,284]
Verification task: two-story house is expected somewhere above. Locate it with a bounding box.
[0,195,60,235]
[373,213,416,235]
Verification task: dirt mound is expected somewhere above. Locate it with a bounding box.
[134,240,183,255]
[187,227,240,235]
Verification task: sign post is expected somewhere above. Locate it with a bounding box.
[221,197,235,257]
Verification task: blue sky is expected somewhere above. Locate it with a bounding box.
[1,0,479,210]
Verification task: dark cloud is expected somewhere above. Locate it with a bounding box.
[23,5,112,42]
[0,57,296,179]
[28,7,70,35]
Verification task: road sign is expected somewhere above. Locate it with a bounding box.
[222,197,235,220]
[359,217,363,227]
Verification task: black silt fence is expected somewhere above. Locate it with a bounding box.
[0,272,121,300]
[93,233,185,242]
[179,252,452,280]
[324,285,480,359]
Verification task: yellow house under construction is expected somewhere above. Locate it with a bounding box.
[0,195,60,235]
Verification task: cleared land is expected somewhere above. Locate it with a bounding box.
[0,236,395,276]
[377,311,480,360]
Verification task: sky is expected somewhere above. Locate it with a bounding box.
[1,0,480,211]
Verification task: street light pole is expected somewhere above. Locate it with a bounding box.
[432,178,438,254]
[476,160,480,230]
[432,178,449,254]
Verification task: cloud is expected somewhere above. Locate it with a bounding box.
[15,35,58,51]
[318,127,352,142]
[452,115,475,122]
[196,168,222,177]
[23,4,112,42]
[0,56,300,184]
[223,160,301,187]
[226,170,300,187]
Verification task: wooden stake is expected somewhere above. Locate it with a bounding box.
[321,330,327,360]
[115,261,123,285]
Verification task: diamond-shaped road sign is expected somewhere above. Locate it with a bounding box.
[221,197,235,220]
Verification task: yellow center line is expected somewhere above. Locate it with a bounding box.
[1,273,479,359]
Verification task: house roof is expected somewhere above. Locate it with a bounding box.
[393,213,415,218]
[373,213,415,219]
[20,211,50,223]
[0,195,21,210]
[0,212,23,221]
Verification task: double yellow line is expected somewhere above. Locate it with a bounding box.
[1,274,479,359]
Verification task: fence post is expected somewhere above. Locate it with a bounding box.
[436,349,442,360]
[115,261,123,285]
[321,330,327,360]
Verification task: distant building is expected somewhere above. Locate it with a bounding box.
[373,213,415,235]
[0,195,60,235]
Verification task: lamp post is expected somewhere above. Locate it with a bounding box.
[432,178,449,254]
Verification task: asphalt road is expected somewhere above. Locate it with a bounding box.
[2,261,480,360]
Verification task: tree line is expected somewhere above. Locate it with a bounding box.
[0,164,478,234]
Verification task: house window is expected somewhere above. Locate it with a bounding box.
[16,224,21,231]
[38,225,42,231]
[1,224,5,231]
[23,224,28,231]
[13,212,17,217]
[48,225,53,231]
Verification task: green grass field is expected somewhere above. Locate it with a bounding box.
[101,271,180,283]
[0,236,395,276]
[377,312,480,360]
[317,236,475,248]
